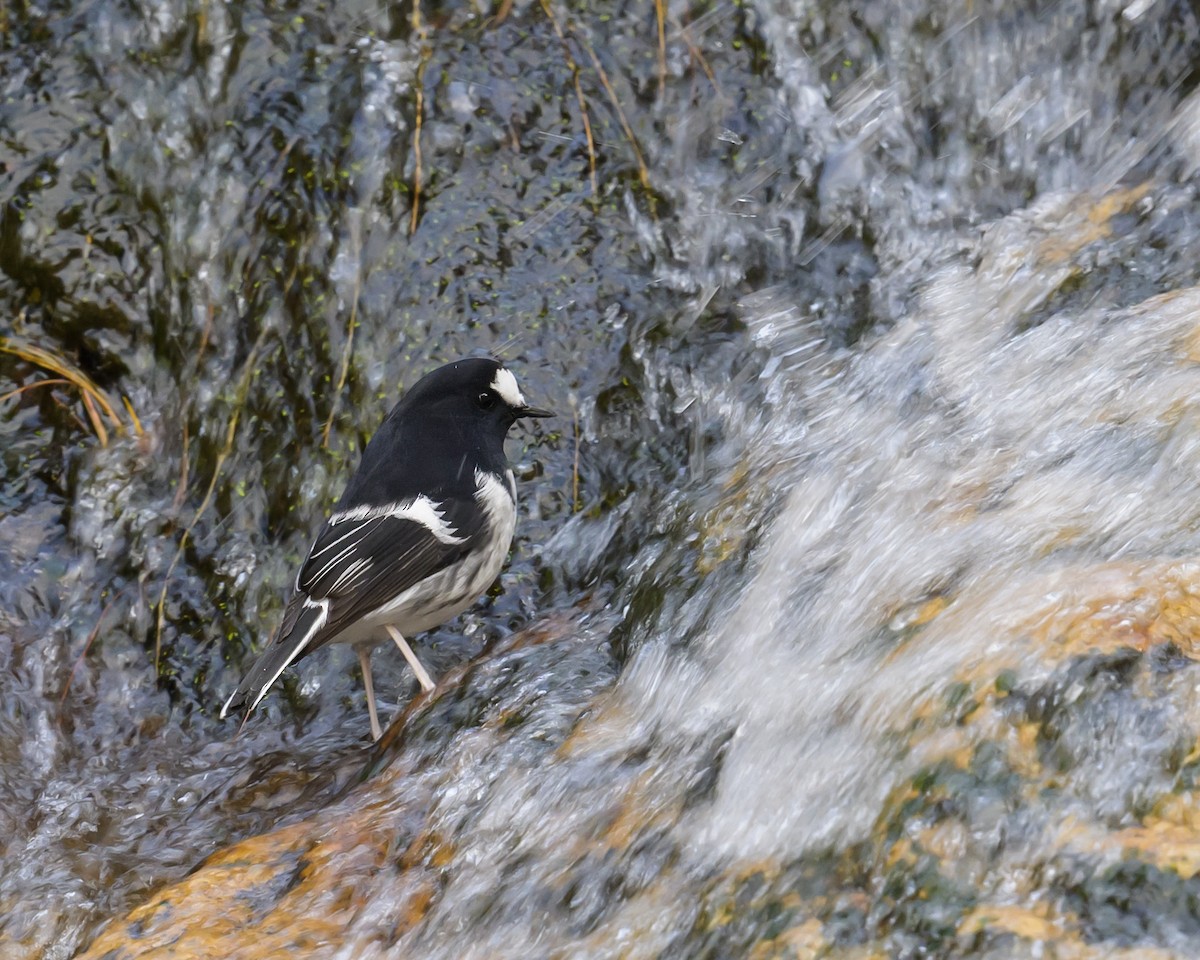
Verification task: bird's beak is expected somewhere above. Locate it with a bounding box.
[518,404,554,419]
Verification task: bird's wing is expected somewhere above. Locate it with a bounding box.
[297,496,483,634]
[220,494,482,720]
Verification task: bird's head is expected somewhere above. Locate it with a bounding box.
[398,358,553,436]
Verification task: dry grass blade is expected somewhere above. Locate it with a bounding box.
[321,297,358,448]
[172,299,219,511]
[172,418,191,512]
[669,0,729,96]
[409,70,427,234]
[81,390,108,446]
[488,0,513,27]
[0,377,70,404]
[122,395,144,436]
[570,23,651,191]
[679,18,721,94]
[60,587,129,708]
[321,223,363,448]
[655,0,667,98]
[0,336,129,444]
[409,0,429,236]
[539,0,598,195]
[572,398,581,512]
[154,325,272,669]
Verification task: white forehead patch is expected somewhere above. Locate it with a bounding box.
[489,367,526,408]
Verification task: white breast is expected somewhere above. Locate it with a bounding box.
[335,468,517,642]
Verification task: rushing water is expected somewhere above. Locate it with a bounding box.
[4,0,1200,957]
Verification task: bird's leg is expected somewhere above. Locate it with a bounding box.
[384,624,436,692]
[356,643,384,741]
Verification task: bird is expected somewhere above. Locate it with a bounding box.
[220,357,552,740]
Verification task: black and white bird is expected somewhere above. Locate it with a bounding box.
[220,358,552,740]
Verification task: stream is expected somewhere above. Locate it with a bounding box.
[4,0,1200,957]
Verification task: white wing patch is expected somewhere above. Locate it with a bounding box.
[489,367,526,409]
[329,495,467,545]
[309,538,361,587]
[331,556,373,593]
[309,514,383,560]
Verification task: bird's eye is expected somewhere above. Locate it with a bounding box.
[476,391,495,410]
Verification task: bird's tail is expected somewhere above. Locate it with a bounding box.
[219,597,329,722]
